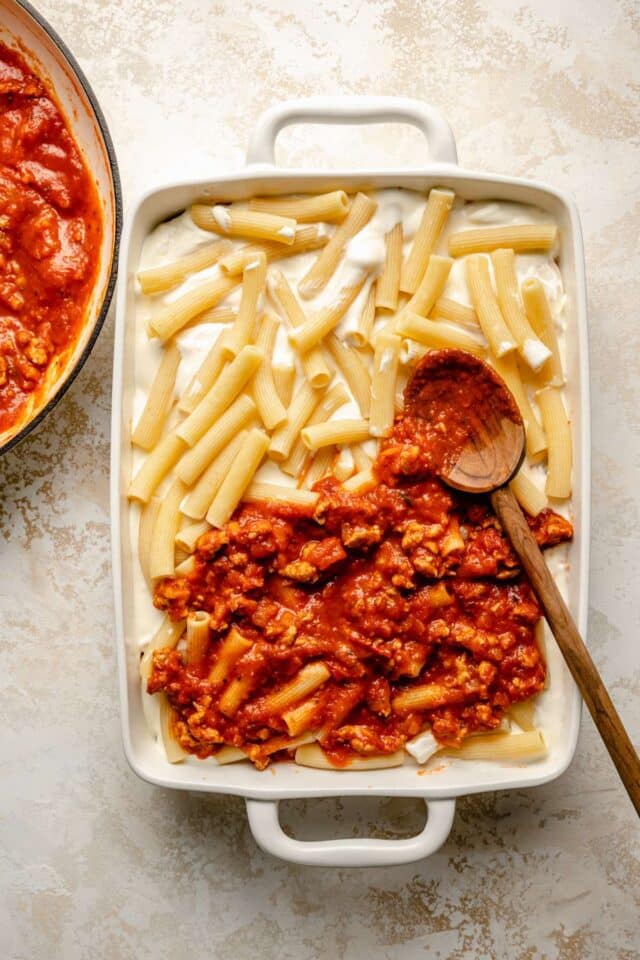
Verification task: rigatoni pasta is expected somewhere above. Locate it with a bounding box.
[149,273,239,342]
[217,224,328,276]
[281,382,349,478]
[191,203,296,244]
[375,222,402,312]
[465,254,516,358]
[521,277,564,386]
[288,272,368,354]
[206,427,270,527]
[252,310,288,430]
[249,190,349,222]
[148,478,186,580]
[448,222,557,257]
[536,387,572,498]
[301,418,370,450]
[400,188,454,294]
[181,429,247,519]
[268,380,324,462]
[137,239,231,295]
[219,252,266,358]
[370,330,401,438]
[131,343,181,450]
[177,345,262,447]
[491,248,550,371]
[298,192,377,298]
[268,269,331,389]
[177,395,256,487]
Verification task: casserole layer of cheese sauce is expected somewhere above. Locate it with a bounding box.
[130,190,570,766]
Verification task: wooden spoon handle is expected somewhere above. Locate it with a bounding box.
[491,485,640,815]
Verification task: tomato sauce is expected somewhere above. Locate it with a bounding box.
[0,43,102,437]
[379,350,523,483]
[149,362,573,764]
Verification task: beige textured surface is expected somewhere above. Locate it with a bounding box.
[1,1,639,957]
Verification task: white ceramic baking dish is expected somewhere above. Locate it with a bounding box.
[111,97,590,868]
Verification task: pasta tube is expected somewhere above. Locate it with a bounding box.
[177,395,256,487]
[255,662,331,717]
[242,483,319,508]
[400,188,455,293]
[158,695,187,762]
[217,225,328,276]
[181,429,247,519]
[219,253,267,358]
[272,363,296,407]
[177,345,262,447]
[149,273,239,341]
[333,446,354,481]
[185,611,210,665]
[131,343,181,451]
[128,434,187,503]
[303,448,334,489]
[396,313,486,357]
[268,380,324,462]
[191,203,297,244]
[324,334,371,417]
[430,297,478,328]
[508,699,536,732]
[268,269,331,388]
[449,223,557,257]
[491,249,550,371]
[341,467,376,493]
[302,419,370,450]
[442,730,546,761]
[536,387,572,498]
[509,465,547,517]
[489,353,547,457]
[138,496,161,587]
[249,190,349,222]
[140,616,186,682]
[465,255,516,357]
[178,332,227,414]
[137,239,231,295]
[149,478,186,580]
[252,310,287,430]
[219,674,255,717]
[175,519,211,553]
[403,254,453,319]
[209,628,253,686]
[206,428,269,527]
[288,273,368,354]
[370,330,401,438]
[375,222,402,312]
[298,192,377,298]
[281,382,350,477]
[521,277,564,386]
[353,281,376,347]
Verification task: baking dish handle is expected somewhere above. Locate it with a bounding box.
[245,796,455,867]
[246,96,458,167]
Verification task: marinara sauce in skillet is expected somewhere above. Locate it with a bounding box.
[0,42,102,439]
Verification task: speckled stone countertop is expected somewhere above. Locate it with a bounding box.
[1,1,638,957]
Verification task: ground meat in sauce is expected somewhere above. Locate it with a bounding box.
[149,397,573,767]
[0,44,102,437]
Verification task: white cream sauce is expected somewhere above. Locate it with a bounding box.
[130,189,570,763]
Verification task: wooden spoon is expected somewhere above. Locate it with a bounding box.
[405,349,640,815]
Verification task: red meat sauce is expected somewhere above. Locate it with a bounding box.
[382,349,524,481]
[149,375,572,767]
[0,43,103,437]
